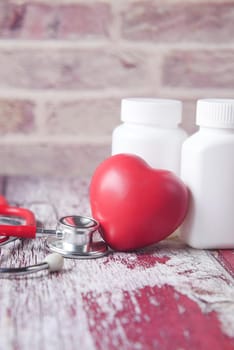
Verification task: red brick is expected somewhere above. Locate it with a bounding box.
[0,99,35,134]
[0,2,112,39]
[0,49,155,90]
[45,98,200,138]
[162,50,234,89]
[121,1,234,43]
[45,99,120,137]
[0,143,109,176]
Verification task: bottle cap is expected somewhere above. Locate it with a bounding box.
[196,99,234,129]
[121,98,182,126]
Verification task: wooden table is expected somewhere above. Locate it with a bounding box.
[0,176,233,350]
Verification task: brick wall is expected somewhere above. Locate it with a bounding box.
[0,0,233,176]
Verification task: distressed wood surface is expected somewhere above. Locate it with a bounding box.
[0,176,233,350]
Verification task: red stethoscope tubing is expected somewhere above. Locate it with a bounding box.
[0,205,37,239]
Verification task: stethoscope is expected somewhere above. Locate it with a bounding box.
[0,199,109,277]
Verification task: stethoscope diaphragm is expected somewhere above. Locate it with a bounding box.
[46,215,109,259]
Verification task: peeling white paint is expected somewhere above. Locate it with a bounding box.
[0,177,233,349]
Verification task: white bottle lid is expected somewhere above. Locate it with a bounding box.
[121,98,182,126]
[196,99,234,129]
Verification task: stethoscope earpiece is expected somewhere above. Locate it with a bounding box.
[0,253,64,277]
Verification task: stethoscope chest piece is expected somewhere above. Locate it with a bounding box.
[46,215,109,259]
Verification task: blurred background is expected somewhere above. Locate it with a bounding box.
[0,0,233,176]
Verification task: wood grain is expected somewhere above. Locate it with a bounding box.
[0,176,233,350]
[215,251,234,277]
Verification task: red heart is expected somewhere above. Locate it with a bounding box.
[90,154,189,251]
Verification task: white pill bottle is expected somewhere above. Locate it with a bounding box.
[181,99,234,249]
[112,98,187,176]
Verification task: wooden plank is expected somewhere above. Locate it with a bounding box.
[0,176,233,350]
[82,286,234,350]
[214,251,234,277]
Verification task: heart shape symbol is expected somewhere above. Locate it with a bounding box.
[90,154,188,251]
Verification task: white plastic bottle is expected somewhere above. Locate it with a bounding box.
[112,98,187,175]
[180,99,234,249]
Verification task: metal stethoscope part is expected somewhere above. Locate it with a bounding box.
[46,215,109,259]
[0,214,109,258]
[0,215,109,276]
[0,253,64,277]
[0,215,47,277]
